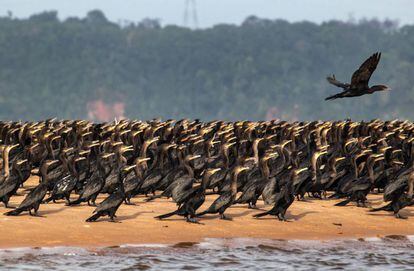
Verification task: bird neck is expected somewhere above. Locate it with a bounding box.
[369,85,388,93]
[2,147,10,177]
[201,172,211,190]
[184,160,194,178]
[260,159,270,179]
[118,173,126,195]
[408,174,414,198]
[231,171,241,195]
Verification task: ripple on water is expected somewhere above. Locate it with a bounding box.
[0,237,413,270]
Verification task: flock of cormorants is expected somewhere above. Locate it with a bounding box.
[0,52,411,223]
[0,118,413,223]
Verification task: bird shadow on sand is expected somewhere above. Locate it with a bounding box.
[13,207,66,218]
[296,199,315,203]
[196,210,256,221]
[253,211,317,221]
[233,205,267,212]
[116,211,153,221]
[84,211,151,223]
[367,209,414,218]
[38,207,66,216]
[67,203,96,208]
[288,211,318,220]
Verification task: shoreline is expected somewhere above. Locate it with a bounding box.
[1,235,414,251]
[1,177,413,249]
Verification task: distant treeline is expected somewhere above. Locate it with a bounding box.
[0,10,413,121]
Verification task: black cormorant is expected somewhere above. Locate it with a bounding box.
[325,52,391,100]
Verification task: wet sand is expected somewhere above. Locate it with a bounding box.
[0,176,413,248]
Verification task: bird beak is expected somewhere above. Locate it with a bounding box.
[75,157,87,162]
[123,165,137,172]
[78,150,90,156]
[63,147,74,153]
[267,153,278,158]
[295,168,308,174]
[47,160,60,166]
[239,166,250,172]
[102,153,115,159]
[188,155,201,161]
[137,157,151,163]
[16,159,28,165]
[336,157,346,162]
[210,168,221,174]
[148,137,160,145]
[121,146,134,153]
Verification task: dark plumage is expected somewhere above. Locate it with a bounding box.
[0,159,29,207]
[370,174,414,219]
[197,166,249,220]
[4,160,59,216]
[86,165,135,222]
[155,168,221,223]
[325,52,390,100]
[43,157,86,205]
[253,168,306,221]
[70,154,113,206]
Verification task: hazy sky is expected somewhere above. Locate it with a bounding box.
[1,0,413,27]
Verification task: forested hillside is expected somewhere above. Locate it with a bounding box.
[0,10,413,121]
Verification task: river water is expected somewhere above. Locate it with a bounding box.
[1,236,414,270]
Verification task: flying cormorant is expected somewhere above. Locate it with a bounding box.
[325,52,391,100]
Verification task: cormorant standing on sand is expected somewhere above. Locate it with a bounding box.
[123,157,151,204]
[43,157,87,205]
[234,153,276,208]
[254,168,307,221]
[70,153,114,206]
[86,165,135,222]
[325,52,391,100]
[0,159,30,207]
[197,166,249,220]
[370,173,414,219]
[4,160,59,216]
[155,168,221,223]
[335,155,384,207]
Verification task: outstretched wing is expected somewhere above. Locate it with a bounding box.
[326,75,350,89]
[350,52,381,90]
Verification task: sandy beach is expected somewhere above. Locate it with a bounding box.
[0,176,413,249]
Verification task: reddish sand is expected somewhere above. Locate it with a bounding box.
[0,176,413,248]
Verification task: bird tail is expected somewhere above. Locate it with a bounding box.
[42,196,53,204]
[196,209,210,217]
[86,213,101,222]
[335,199,351,206]
[69,197,83,205]
[154,210,177,220]
[234,196,244,204]
[370,203,392,212]
[326,75,349,89]
[4,208,23,216]
[328,193,342,199]
[144,194,162,202]
[325,93,341,101]
[253,211,270,218]
[204,191,216,196]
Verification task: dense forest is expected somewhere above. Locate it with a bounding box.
[0,10,414,121]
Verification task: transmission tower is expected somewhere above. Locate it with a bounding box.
[183,0,198,28]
